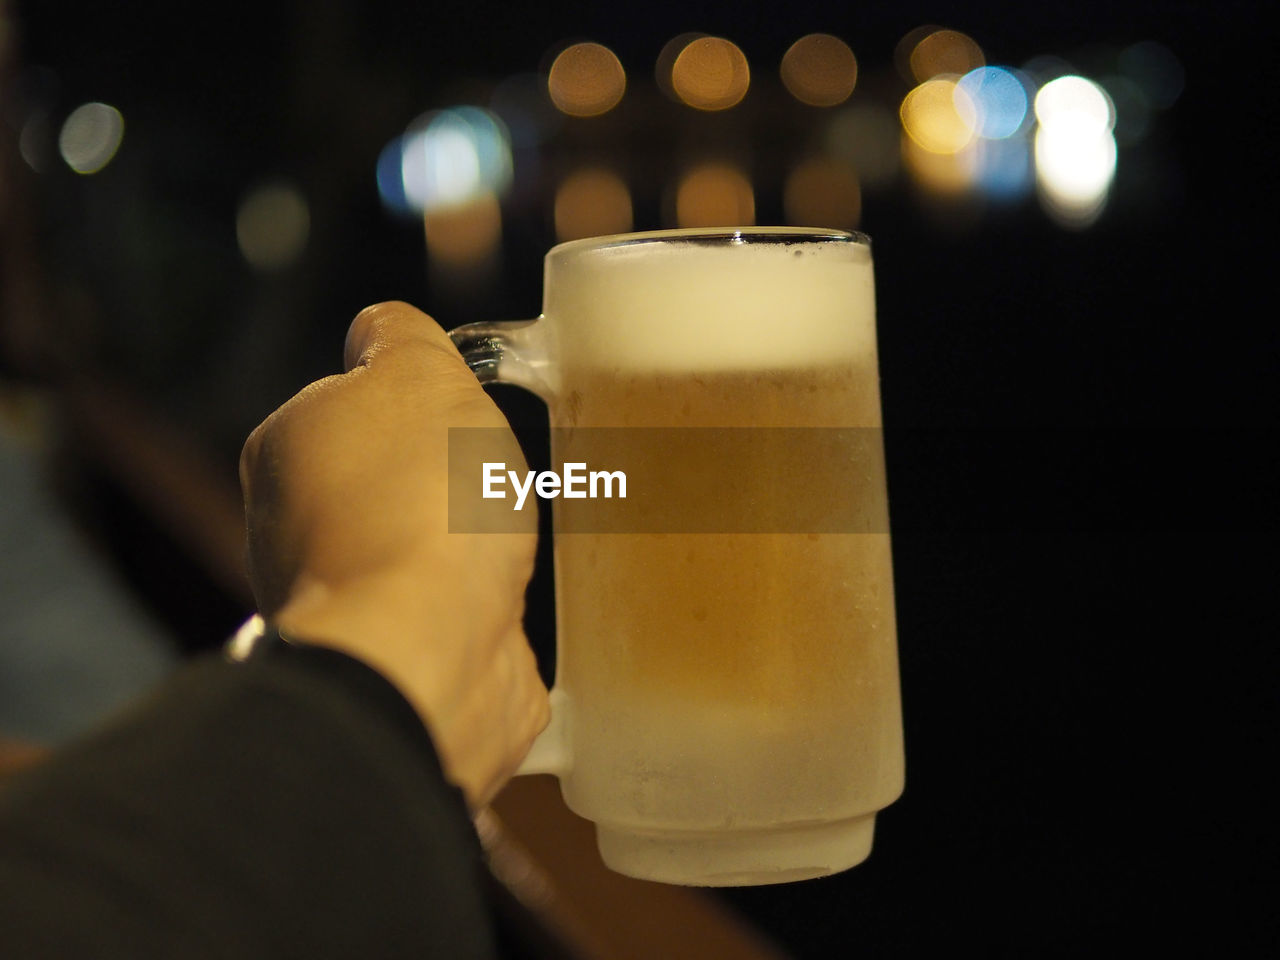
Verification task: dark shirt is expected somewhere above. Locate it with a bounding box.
[0,646,496,958]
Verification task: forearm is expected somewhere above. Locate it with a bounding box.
[0,647,496,959]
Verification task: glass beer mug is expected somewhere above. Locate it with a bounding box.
[449,227,904,886]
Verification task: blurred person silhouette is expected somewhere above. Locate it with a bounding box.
[0,389,177,746]
[0,302,550,959]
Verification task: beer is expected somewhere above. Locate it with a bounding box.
[451,228,904,884]
[551,366,901,835]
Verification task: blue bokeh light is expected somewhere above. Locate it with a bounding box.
[957,66,1030,139]
[976,137,1033,200]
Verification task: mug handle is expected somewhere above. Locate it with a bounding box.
[448,318,555,394]
[449,317,569,778]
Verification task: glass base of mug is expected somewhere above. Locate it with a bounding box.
[594,813,876,887]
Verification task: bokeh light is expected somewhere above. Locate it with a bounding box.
[1034,75,1114,138]
[956,67,1030,139]
[236,181,310,272]
[1034,76,1116,227]
[671,37,750,111]
[656,32,707,101]
[547,42,626,117]
[401,120,478,210]
[1100,73,1152,146]
[908,29,984,83]
[826,104,900,186]
[58,102,124,174]
[901,78,977,155]
[554,168,633,241]
[894,25,941,84]
[424,193,503,267]
[1118,41,1184,109]
[1035,126,1116,227]
[902,134,978,195]
[376,107,512,217]
[490,73,562,148]
[975,138,1033,201]
[19,111,50,172]
[675,163,754,226]
[780,34,857,107]
[783,158,861,229]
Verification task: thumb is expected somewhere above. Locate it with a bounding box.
[340,301,513,433]
[343,301,469,377]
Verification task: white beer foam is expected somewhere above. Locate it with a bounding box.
[546,238,877,372]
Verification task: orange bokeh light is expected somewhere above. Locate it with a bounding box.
[675,163,755,226]
[547,42,627,117]
[783,158,861,228]
[554,168,634,241]
[780,34,858,107]
[672,37,750,111]
[908,29,984,82]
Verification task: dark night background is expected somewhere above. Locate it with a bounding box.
[2,0,1274,955]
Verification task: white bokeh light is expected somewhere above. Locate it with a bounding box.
[58,102,124,174]
[1033,75,1117,227]
[1034,126,1117,227]
[377,107,512,216]
[1034,75,1114,139]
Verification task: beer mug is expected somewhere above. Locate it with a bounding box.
[449,227,904,886]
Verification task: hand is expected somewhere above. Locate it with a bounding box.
[239,301,548,808]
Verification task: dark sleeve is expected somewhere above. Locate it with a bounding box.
[0,646,497,959]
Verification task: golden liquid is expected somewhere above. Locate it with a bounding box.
[551,364,899,767]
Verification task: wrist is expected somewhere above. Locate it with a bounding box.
[222,613,468,815]
[270,574,453,727]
